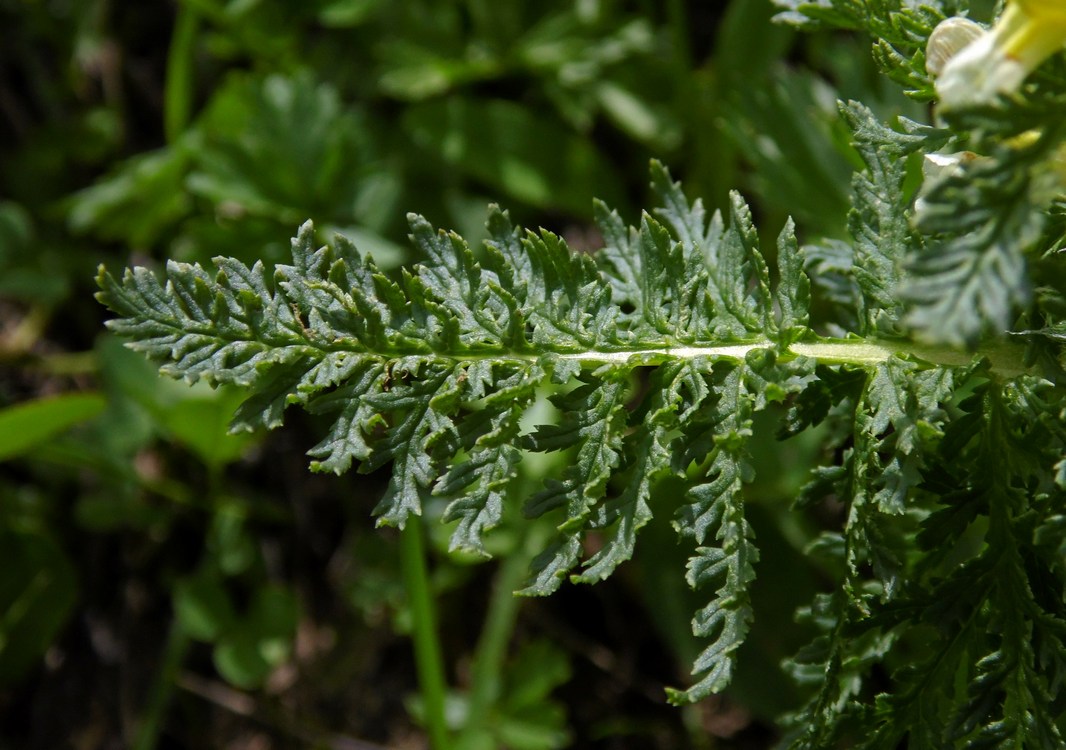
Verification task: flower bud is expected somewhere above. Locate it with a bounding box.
[925,17,985,77]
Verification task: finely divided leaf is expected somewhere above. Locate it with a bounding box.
[774,217,811,344]
[905,135,1055,348]
[435,361,545,555]
[97,162,805,701]
[841,101,923,333]
[520,372,629,595]
[575,360,712,585]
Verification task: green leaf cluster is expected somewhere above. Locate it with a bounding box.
[98,131,1066,733]
[94,0,1066,744]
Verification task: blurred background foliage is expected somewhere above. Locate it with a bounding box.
[0,0,918,747]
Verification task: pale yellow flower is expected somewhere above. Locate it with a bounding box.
[935,1,1066,109]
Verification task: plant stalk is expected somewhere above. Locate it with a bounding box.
[400,521,452,750]
[164,2,199,142]
[132,620,190,750]
[459,523,547,743]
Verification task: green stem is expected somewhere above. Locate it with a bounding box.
[132,620,190,750]
[666,0,692,69]
[131,467,228,749]
[790,339,1029,377]
[400,521,452,750]
[459,524,547,742]
[164,2,199,142]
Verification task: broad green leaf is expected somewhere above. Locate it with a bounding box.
[0,393,106,461]
[174,573,237,642]
[66,146,191,248]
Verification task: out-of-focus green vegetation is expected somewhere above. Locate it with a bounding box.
[0,1,905,746]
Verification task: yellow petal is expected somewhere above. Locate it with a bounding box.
[1013,0,1066,24]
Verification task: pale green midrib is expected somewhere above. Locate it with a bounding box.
[334,338,1029,379]
[564,340,1027,377]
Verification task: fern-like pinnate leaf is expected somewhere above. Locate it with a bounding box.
[98,161,824,702]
